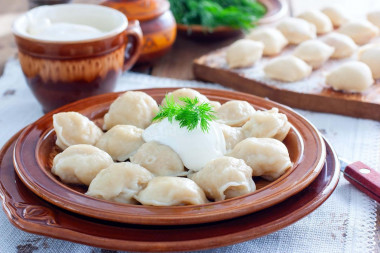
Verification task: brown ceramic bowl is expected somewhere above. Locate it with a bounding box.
[176,0,288,40]
[13,88,326,225]
[2,131,339,252]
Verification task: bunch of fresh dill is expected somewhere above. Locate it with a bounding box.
[169,0,266,31]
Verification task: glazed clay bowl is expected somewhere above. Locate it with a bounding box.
[176,0,288,40]
[13,88,326,225]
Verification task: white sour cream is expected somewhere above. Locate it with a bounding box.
[143,118,226,172]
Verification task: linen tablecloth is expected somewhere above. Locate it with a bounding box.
[0,59,378,253]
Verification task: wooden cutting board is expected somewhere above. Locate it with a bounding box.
[193,47,380,121]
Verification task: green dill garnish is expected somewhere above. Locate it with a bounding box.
[169,0,267,31]
[152,95,217,132]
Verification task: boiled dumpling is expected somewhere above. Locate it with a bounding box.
[246,27,288,56]
[293,40,334,69]
[358,44,380,79]
[103,91,159,130]
[86,162,154,204]
[209,101,221,110]
[218,123,244,152]
[367,10,380,28]
[276,17,316,44]
[189,157,255,201]
[53,112,103,150]
[321,33,357,59]
[161,88,209,106]
[228,137,292,181]
[298,10,333,34]
[134,177,208,206]
[130,142,186,176]
[242,108,291,141]
[321,6,349,27]
[216,100,255,127]
[95,125,144,161]
[52,144,113,185]
[263,55,312,82]
[226,39,264,69]
[326,61,374,92]
[337,20,378,45]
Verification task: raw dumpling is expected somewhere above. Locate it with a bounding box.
[218,123,244,152]
[337,21,378,45]
[263,55,312,82]
[216,100,255,127]
[298,10,333,34]
[293,40,334,69]
[276,17,316,44]
[246,27,288,56]
[189,157,255,201]
[86,162,154,204]
[161,88,209,106]
[52,144,113,185]
[326,61,374,92]
[358,44,380,79]
[96,125,144,161]
[367,10,380,28]
[134,177,208,206]
[321,6,349,27]
[53,112,103,150]
[130,142,186,176]
[228,138,292,181]
[321,33,357,59]
[103,91,159,130]
[242,108,291,141]
[226,39,264,69]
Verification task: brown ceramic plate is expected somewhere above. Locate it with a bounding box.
[176,0,288,40]
[13,88,326,225]
[2,130,339,252]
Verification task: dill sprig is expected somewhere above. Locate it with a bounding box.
[152,95,217,132]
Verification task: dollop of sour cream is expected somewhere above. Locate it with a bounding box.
[143,118,226,171]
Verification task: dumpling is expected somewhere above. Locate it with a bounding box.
[242,108,291,141]
[293,40,334,69]
[103,91,159,130]
[367,11,380,28]
[53,112,103,150]
[216,100,255,127]
[358,44,380,79]
[86,162,154,204]
[337,21,378,45]
[130,142,186,176]
[321,33,357,59]
[276,17,316,44]
[228,137,292,181]
[161,88,209,106]
[226,39,264,69]
[218,123,244,152]
[263,55,312,82]
[52,144,113,185]
[209,101,221,111]
[95,125,144,161]
[321,6,349,27]
[189,157,255,201]
[298,10,333,34]
[325,61,374,92]
[134,177,208,206]
[246,27,288,56]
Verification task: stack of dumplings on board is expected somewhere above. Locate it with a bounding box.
[225,5,380,93]
[50,88,293,206]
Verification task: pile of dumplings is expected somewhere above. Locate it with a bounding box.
[225,6,380,93]
[50,88,293,206]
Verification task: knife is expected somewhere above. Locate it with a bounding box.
[339,158,380,203]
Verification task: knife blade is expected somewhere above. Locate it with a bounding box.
[339,157,380,203]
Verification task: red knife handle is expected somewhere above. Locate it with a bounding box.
[344,161,380,203]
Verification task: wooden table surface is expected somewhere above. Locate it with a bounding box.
[0,0,379,251]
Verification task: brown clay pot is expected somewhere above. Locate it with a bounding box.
[102,0,177,64]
